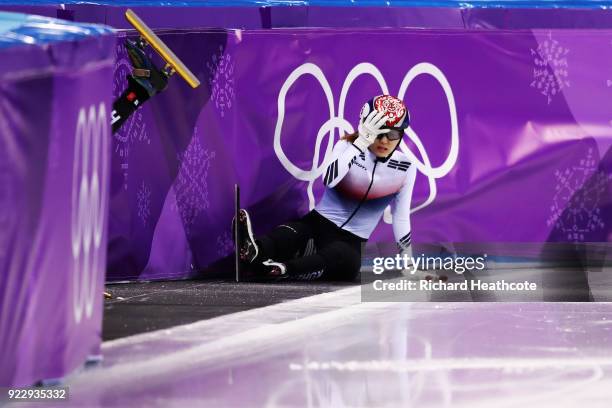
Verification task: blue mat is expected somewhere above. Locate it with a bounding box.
[0,11,113,49]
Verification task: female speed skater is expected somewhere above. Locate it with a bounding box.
[235,95,416,281]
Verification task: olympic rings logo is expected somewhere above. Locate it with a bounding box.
[274,62,459,216]
[71,103,109,324]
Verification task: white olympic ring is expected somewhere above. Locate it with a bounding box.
[71,103,109,324]
[274,62,459,216]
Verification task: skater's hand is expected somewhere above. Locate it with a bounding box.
[398,246,417,277]
[398,246,448,282]
[354,110,390,152]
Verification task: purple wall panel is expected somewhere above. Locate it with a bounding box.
[0,5,58,18]
[303,6,464,28]
[0,35,115,386]
[463,8,612,29]
[104,27,612,281]
[107,30,231,280]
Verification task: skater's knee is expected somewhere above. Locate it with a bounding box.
[269,221,312,244]
[275,222,311,237]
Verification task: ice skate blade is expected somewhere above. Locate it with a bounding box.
[125,9,200,89]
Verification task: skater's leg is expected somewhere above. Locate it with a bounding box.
[281,240,362,281]
[233,210,314,264]
[315,240,362,281]
[111,75,154,133]
[112,39,169,133]
[256,221,314,263]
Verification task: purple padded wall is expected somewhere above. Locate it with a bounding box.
[106,28,612,281]
[0,15,115,386]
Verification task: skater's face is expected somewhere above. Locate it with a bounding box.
[370,130,402,158]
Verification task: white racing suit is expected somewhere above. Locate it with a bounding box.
[256,140,416,280]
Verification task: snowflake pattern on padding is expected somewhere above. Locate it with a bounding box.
[113,42,150,191]
[207,45,235,118]
[136,181,151,227]
[173,131,216,236]
[216,231,234,256]
[546,148,609,242]
[530,32,570,105]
